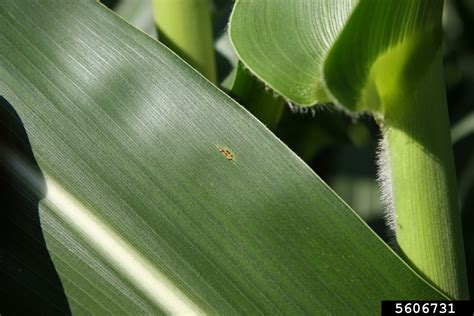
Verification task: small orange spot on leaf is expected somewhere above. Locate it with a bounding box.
[218,147,234,161]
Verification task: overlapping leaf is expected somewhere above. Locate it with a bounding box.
[230,0,443,111]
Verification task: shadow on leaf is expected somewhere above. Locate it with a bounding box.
[0,96,70,315]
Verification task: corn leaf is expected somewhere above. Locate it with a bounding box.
[229,0,442,112]
[0,0,444,314]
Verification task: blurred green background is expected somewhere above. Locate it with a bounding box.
[101,0,474,298]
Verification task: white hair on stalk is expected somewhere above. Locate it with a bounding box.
[376,130,398,242]
[286,101,330,117]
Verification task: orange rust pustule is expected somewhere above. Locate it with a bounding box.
[219,148,234,161]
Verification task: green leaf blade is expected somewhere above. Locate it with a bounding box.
[323,0,444,111]
[229,0,357,106]
[230,0,444,113]
[0,1,445,314]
